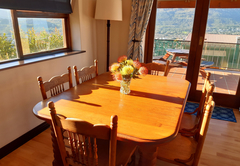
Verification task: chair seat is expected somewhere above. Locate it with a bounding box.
[97,139,136,166]
[157,134,197,165]
[180,113,198,131]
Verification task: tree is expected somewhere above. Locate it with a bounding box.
[21,27,64,54]
[0,26,64,61]
[49,27,64,49]
[0,33,16,61]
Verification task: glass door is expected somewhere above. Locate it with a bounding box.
[152,8,196,78]
[197,9,240,96]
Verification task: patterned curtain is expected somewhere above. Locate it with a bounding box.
[127,0,154,62]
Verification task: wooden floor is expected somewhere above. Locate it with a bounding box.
[1,109,240,166]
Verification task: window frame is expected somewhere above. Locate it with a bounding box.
[1,9,72,63]
[145,0,240,109]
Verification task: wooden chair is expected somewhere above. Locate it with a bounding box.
[179,83,215,135]
[185,72,211,116]
[49,101,136,166]
[74,59,98,85]
[140,60,170,76]
[37,66,73,100]
[157,96,215,166]
[156,52,171,62]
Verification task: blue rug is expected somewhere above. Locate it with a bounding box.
[184,102,237,123]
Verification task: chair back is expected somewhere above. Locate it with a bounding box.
[196,72,213,118]
[74,60,98,85]
[159,53,171,61]
[37,66,73,100]
[49,101,117,166]
[193,96,215,166]
[140,60,170,76]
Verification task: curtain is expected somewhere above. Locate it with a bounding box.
[0,0,72,14]
[127,0,154,62]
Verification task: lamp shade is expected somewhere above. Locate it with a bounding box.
[95,0,122,21]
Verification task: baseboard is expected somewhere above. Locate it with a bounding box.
[0,122,50,159]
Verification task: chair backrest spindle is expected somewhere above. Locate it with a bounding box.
[196,72,212,118]
[49,101,118,166]
[37,66,73,100]
[193,97,215,166]
[74,60,98,85]
[140,60,170,76]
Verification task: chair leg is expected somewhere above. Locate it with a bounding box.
[127,153,136,166]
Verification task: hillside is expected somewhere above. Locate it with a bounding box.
[0,9,63,38]
[1,8,240,40]
[155,8,240,39]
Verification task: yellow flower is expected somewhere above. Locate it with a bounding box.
[110,63,120,72]
[121,65,134,75]
[126,59,133,65]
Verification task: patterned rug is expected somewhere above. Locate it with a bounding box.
[184,102,237,123]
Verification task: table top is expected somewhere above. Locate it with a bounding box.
[33,72,190,145]
[166,48,189,54]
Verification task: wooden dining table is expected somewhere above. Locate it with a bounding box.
[33,72,191,166]
[166,48,214,67]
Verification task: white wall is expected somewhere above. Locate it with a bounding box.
[0,0,132,148]
[0,53,90,148]
[95,0,132,74]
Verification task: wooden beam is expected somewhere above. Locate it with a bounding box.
[11,10,23,59]
[236,77,240,108]
[64,16,72,50]
[158,0,240,8]
[158,1,195,8]
[186,0,210,100]
[16,10,68,18]
[210,0,240,8]
[144,0,157,63]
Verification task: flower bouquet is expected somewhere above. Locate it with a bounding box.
[109,55,148,94]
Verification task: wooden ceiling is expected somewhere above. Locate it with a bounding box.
[158,0,240,8]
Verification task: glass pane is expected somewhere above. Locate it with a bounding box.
[18,18,66,55]
[197,9,240,95]
[0,9,17,62]
[153,8,195,78]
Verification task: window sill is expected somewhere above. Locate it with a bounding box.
[0,50,86,71]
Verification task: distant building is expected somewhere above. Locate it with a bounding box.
[185,33,240,44]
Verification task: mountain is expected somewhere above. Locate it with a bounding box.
[155,8,240,39]
[1,8,240,40]
[0,9,63,37]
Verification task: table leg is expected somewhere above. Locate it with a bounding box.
[50,125,64,166]
[171,54,177,63]
[138,145,158,166]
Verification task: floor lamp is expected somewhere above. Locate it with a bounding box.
[95,0,122,71]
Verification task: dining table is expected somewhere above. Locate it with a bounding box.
[33,72,191,166]
[166,48,214,67]
[166,48,190,63]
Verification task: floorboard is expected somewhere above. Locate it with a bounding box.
[0,109,239,166]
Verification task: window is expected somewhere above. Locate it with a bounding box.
[0,9,17,61]
[18,18,66,55]
[0,9,71,63]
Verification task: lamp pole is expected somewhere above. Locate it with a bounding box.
[107,20,110,71]
[95,0,122,72]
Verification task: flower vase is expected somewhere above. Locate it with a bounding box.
[120,78,131,95]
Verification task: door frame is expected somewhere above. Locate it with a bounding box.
[145,0,240,108]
